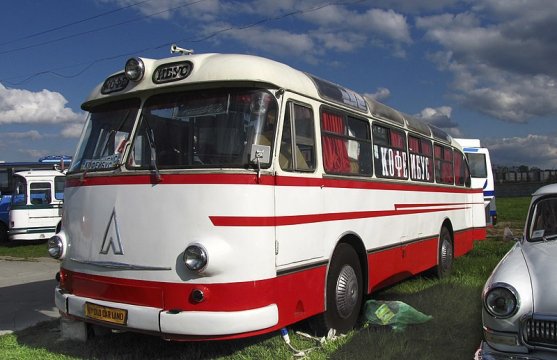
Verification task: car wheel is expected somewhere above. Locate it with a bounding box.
[311,243,363,335]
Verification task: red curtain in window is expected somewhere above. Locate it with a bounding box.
[322,112,350,173]
[454,151,463,185]
[408,136,419,153]
[421,140,432,156]
[390,130,405,149]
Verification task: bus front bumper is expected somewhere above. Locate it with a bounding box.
[55,287,279,337]
[8,227,55,241]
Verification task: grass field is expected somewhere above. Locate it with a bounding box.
[0,197,530,359]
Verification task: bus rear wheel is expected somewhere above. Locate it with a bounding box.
[311,243,363,335]
[435,226,453,278]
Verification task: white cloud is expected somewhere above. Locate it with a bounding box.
[205,25,318,61]
[416,106,463,137]
[416,2,557,123]
[301,6,411,47]
[364,88,391,101]
[484,134,557,169]
[0,130,43,140]
[0,83,84,125]
[61,122,85,138]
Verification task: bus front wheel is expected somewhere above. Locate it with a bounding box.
[311,243,363,335]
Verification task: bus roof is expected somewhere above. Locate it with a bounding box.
[83,52,457,147]
[14,169,65,179]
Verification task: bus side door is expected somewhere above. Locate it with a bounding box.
[274,97,324,268]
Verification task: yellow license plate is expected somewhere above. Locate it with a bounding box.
[85,302,128,325]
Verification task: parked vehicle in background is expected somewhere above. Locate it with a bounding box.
[477,183,557,359]
[455,138,497,226]
[0,157,70,243]
[8,169,65,242]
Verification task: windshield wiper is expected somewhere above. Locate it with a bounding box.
[142,116,162,182]
[543,234,557,241]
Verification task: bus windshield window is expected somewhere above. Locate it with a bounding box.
[11,176,27,206]
[30,182,51,205]
[466,153,487,178]
[128,89,277,170]
[69,98,140,173]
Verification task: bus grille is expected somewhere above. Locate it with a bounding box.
[523,316,557,348]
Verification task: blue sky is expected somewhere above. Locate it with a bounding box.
[1,0,556,168]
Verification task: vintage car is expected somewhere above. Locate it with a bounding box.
[477,183,557,360]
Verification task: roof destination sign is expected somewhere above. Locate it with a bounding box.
[153,61,193,84]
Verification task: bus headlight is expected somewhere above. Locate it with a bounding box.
[125,57,144,82]
[48,234,66,260]
[484,284,519,318]
[183,244,208,272]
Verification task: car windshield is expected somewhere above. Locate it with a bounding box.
[529,197,557,241]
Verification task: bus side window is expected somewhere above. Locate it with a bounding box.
[434,144,454,184]
[280,102,315,172]
[372,124,408,179]
[408,135,433,182]
[55,176,65,200]
[454,150,468,186]
[30,182,52,205]
[321,110,371,176]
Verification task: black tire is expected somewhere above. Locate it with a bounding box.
[0,222,8,244]
[311,243,363,335]
[435,226,453,278]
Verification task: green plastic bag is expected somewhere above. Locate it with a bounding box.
[363,300,432,332]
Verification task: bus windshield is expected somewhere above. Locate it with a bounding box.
[70,98,140,173]
[128,89,277,170]
[466,152,488,178]
[70,89,277,173]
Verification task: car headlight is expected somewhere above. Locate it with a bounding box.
[48,235,65,259]
[183,244,208,272]
[484,283,519,318]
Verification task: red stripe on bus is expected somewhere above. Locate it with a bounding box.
[59,226,483,340]
[209,206,469,227]
[66,173,482,194]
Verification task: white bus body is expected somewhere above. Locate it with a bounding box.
[454,139,497,225]
[50,52,486,340]
[8,169,65,241]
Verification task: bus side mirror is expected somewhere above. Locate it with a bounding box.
[250,144,271,165]
[250,144,271,182]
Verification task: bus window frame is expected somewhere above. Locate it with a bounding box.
[372,123,408,180]
[320,106,372,177]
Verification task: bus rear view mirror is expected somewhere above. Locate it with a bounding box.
[250,144,271,181]
[250,144,271,165]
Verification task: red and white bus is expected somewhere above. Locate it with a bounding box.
[49,49,486,341]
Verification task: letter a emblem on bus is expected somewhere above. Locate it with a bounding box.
[100,209,124,255]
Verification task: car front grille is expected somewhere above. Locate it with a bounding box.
[522,316,557,348]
